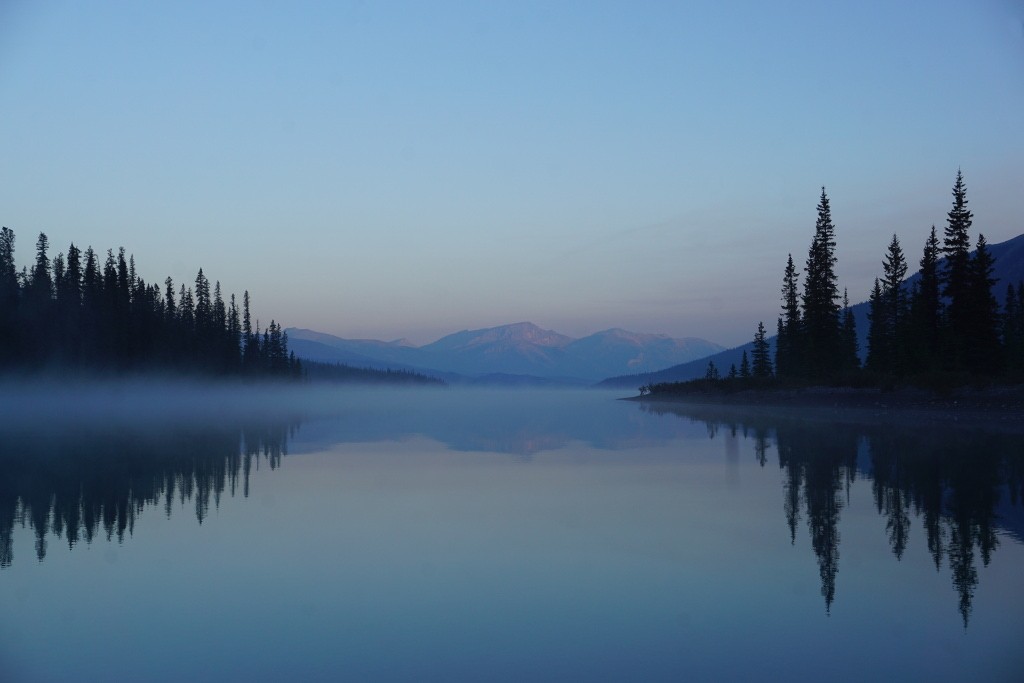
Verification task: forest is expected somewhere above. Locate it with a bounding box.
[645,171,1024,394]
[0,229,301,378]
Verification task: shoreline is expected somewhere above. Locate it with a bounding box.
[625,385,1024,431]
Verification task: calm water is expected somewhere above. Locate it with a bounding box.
[1,387,1023,682]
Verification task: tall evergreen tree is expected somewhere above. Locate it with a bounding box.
[0,227,19,364]
[164,277,177,322]
[941,170,973,370]
[776,253,802,377]
[801,188,841,377]
[23,233,55,361]
[739,350,751,378]
[752,321,773,378]
[965,233,1000,373]
[884,235,909,374]
[866,279,889,373]
[839,289,859,373]
[194,269,212,334]
[909,226,942,372]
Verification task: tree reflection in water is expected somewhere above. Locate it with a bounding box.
[642,403,1024,627]
[3,401,1023,630]
[0,420,296,569]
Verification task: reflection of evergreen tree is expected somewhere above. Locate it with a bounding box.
[642,402,1024,625]
[775,424,858,612]
[0,420,296,568]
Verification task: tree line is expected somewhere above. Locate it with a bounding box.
[774,170,1019,383]
[645,170,1023,394]
[0,228,301,377]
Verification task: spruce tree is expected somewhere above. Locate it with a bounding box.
[801,188,841,378]
[752,321,773,378]
[839,289,859,373]
[909,226,942,372]
[739,350,751,378]
[0,228,19,364]
[777,254,802,377]
[866,279,889,373]
[965,233,1000,373]
[879,235,909,375]
[705,360,719,381]
[941,170,973,369]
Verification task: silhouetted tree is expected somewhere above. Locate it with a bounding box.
[0,228,20,364]
[801,188,841,377]
[964,233,1000,374]
[1004,282,1024,376]
[839,289,859,373]
[705,360,720,381]
[752,321,772,378]
[776,254,802,376]
[909,226,942,373]
[941,170,973,370]
[866,279,889,373]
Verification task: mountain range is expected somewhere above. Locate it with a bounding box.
[287,322,724,383]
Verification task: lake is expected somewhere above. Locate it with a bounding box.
[1,386,1022,682]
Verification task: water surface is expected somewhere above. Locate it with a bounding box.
[2,387,1022,682]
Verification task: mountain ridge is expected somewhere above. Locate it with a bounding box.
[287,322,724,382]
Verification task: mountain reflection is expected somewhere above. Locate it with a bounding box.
[0,420,295,569]
[643,403,1024,626]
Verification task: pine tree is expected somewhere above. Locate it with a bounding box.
[227,293,241,371]
[777,253,802,377]
[880,235,908,374]
[941,170,973,369]
[839,289,859,373]
[0,228,19,364]
[164,277,176,322]
[866,279,889,373]
[801,188,841,377]
[752,321,773,378]
[965,233,1000,373]
[194,269,212,334]
[739,350,751,378]
[909,226,942,372]
[28,233,53,303]
[705,360,720,381]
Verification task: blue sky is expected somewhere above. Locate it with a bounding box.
[1,1,1022,346]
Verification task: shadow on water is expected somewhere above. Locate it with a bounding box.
[642,402,1024,627]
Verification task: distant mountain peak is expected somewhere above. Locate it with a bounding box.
[289,322,724,381]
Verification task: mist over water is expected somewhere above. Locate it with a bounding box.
[1,385,1023,681]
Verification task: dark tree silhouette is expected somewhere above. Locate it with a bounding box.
[752,321,773,378]
[0,228,300,378]
[801,188,842,378]
[941,170,974,370]
[776,253,802,377]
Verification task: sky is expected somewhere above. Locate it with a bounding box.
[1,1,1022,347]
